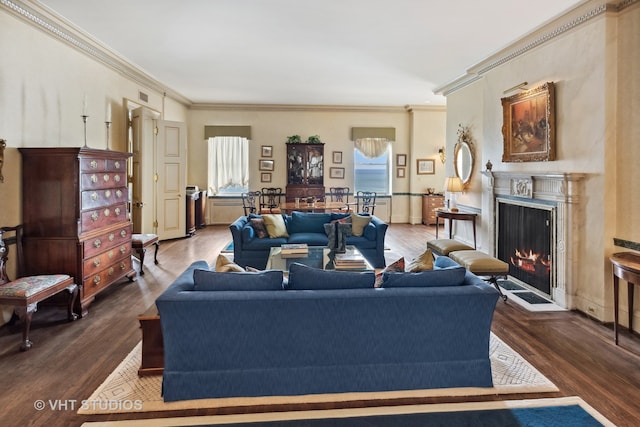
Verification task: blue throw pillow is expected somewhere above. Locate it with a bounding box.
[193,269,284,291]
[287,263,375,290]
[381,266,467,288]
[289,212,332,234]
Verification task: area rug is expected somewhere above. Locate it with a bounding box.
[80,397,614,426]
[78,333,557,415]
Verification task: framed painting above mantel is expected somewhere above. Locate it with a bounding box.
[501,82,556,162]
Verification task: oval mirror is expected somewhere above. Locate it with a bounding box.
[454,142,474,186]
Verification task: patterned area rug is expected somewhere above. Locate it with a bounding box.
[78,333,557,415]
[80,397,614,427]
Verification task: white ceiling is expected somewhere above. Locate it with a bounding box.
[38,0,583,106]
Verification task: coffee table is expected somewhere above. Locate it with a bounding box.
[266,245,373,272]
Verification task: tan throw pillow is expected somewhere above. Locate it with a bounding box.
[406,249,434,272]
[374,257,405,288]
[350,213,372,237]
[215,254,245,272]
[262,214,289,238]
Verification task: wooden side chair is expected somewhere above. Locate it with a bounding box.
[356,191,377,215]
[329,187,350,212]
[0,225,78,351]
[241,191,261,216]
[260,187,284,214]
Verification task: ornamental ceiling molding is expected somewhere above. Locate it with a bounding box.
[434,0,637,96]
[0,0,191,106]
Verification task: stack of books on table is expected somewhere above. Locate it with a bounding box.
[334,252,367,270]
[281,243,309,258]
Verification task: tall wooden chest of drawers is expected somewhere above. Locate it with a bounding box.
[19,148,135,316]
[422,194,445,225]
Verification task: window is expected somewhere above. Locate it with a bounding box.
[207,136,249,195]
[353,146,391,194]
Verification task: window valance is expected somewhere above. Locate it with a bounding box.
[204,125,251,140]
[351,127,395,141]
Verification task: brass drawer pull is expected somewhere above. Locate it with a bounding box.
[93,239,102,248]
[105,190,111,198]
[91,174,98,183]
[120,262,126,270]
[104,208,110,217]
[93,259,101,267]
[93,276,101,285]
[120,230,127,238]
[114,174,121,182]
[109,233,115,242]
[108,250,114,259]
[120,246,126,254]
[115,207,121,216]
[91,192,98,201]
[108,267,114,276]
[116,189,122,198]
[90,160,98,169]
[91,212,99,222]
[115,161,121,169]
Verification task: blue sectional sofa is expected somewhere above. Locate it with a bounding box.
[156,256,500,402]
[229,211,388,269]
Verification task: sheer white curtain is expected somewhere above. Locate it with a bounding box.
[207,136,249,194]
[354,137,391,158]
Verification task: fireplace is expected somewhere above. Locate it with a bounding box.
[482,171,584,309]
[497,200,553,296]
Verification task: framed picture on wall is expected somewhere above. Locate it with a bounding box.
[259,159,274,171]
[332,151,342,164]
[396,154,407,167]
[416,159,435,175]
[329,167,345,179]
[261,145,273,157]
[501,81,555,162]
[261,172,271,183]
[397,167,406,178]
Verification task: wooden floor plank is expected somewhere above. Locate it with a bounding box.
[0,223,639,426]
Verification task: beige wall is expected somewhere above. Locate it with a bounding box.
[443,2,640,323]
[188,106,447,224]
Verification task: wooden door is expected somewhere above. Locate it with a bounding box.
[131,107,159,234]
[155,120,187,240]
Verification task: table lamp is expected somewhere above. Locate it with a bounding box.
[444,176,464,212]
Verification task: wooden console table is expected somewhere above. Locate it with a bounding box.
[610,252,640,345]
[137,304,163,376]
[435,209,477,249]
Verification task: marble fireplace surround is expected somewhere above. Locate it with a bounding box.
[482,171,585,309]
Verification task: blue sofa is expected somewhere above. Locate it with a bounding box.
[156,256,500,402]
[229,212,388,269]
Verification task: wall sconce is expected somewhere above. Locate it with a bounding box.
[438,147,446,164]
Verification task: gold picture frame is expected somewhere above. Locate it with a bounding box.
[261,145,273,157]
[416,159,435,175]
[329,167,345,179]
[501,82,556,162]
[259,159,274,171]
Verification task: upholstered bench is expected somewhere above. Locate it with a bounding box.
[427,239,474,257]
[131,234,159,275]
[449,250,509,302]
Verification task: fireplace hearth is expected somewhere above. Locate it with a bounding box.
[483,171,585,309]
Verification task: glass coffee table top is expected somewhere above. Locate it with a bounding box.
[266,245,373,272]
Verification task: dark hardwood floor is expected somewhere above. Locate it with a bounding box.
[1,224,639,426]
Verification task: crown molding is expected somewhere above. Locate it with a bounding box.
[434,0,636,96]
[190,103,407,113]
[1,0,192,106]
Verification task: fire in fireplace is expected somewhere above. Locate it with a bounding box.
[497,201,553,295]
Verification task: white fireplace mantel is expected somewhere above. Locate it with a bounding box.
[482,171,586,308]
